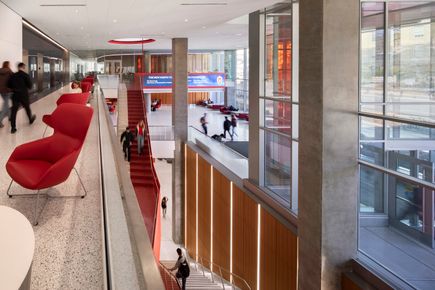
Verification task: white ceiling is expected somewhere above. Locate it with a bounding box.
[2,0,281,54]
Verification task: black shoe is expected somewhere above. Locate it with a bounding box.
[11,128,17,134]
[29,115,36,124]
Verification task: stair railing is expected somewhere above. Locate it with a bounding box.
[191,254,252,290]
[158,261,181,290]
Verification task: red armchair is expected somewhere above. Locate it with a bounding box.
[84,76,94,86]
[6,103,94,225]
[42,92,90,135]
[80,81,92,93]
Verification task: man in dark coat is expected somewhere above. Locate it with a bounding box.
[223,116,233,140]
[7,63,36,133]
[120,126,135,162]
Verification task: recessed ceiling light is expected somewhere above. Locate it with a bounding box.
[202,26,206,29]
[113,19,118,23]
[80,26,84,30]
[184,18,189,22]
[215,31,219,34]
[236,33,242,36]
[75,9,78,13]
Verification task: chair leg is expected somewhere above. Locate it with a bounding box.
[6,179,13,198]
[32,190,48,226]
[42,125,48,138]
[73,167,87,198]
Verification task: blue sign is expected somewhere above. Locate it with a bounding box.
[143,73,225,88]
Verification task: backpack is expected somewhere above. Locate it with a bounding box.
[179,258,190,278]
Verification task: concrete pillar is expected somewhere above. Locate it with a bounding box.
[145,93,151,113]
[171,38,188,244]
[298,0,359,289]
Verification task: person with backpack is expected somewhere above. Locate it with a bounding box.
[161,196,168,217]
[168,248,189,290]
[223,116,233,140]
[120,126,134,162]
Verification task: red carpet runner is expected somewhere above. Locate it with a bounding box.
[127,89,161,259]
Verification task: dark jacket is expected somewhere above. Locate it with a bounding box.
[120,130,135,145]
[223,119,231,130]
[8,70,32,99]
[0,68,13,94]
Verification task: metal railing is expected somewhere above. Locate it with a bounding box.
[191,255,251,290]
[158,262,181,290]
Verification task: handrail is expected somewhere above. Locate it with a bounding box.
[134,75,161,248]
[96,82,165,289]
[158,262,181,290]
[191,254,252,290]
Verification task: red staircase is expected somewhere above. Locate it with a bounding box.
[127,88,161,259]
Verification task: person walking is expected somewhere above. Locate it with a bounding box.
[200,113,208,135]
[136,120,145,155]
[231,114,238,138]
[0,61,13,128]
[223,116,233,140]
[120,126,134,162]
[7,63,36,134]
[168,248,189,290]
[161,196,168,217]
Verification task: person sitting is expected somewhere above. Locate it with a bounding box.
[70,81,82,93]
[151,99,160,111]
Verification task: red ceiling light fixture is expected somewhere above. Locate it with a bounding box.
[108,38,155,45]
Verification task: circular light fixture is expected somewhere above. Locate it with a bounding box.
[108,38,156,45]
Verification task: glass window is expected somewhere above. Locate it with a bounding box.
[259,4,296,213]
[360,2,385,110]
[264,131,291,205]
[264,99,291,135]
[265,9,292,98]
[359,2,435,288]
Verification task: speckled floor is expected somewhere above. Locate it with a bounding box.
[0,85,104,289]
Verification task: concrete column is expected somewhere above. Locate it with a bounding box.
[298,0,359,289]
[171,38,188,244]
[144,93,151,113]
[248,12,261,185]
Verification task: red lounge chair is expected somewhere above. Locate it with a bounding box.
[42,92,90,135]
[236,113,249,121]
[219,107,231,114]
[84,76,94,86]
[80,81,92,93]
[6,103,94,225]
[208,104,225,110]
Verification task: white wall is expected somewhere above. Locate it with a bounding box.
[0,2,22,68]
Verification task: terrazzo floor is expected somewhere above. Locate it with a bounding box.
[0,85,104,289]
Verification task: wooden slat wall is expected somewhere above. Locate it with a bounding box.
[150,92,210,105]
[212,170,231,280]
[233,185,258,290]
[197,156,212,266]
[261,208,297,290]
[185,147,197,258]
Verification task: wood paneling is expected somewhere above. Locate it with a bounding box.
[185,147,197,258]
[150,92,209,105]
[197,156,212,266]
[341,273,363,290]
[233,185,258,290]
[212,170,231,280]
[260,208,297,290]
